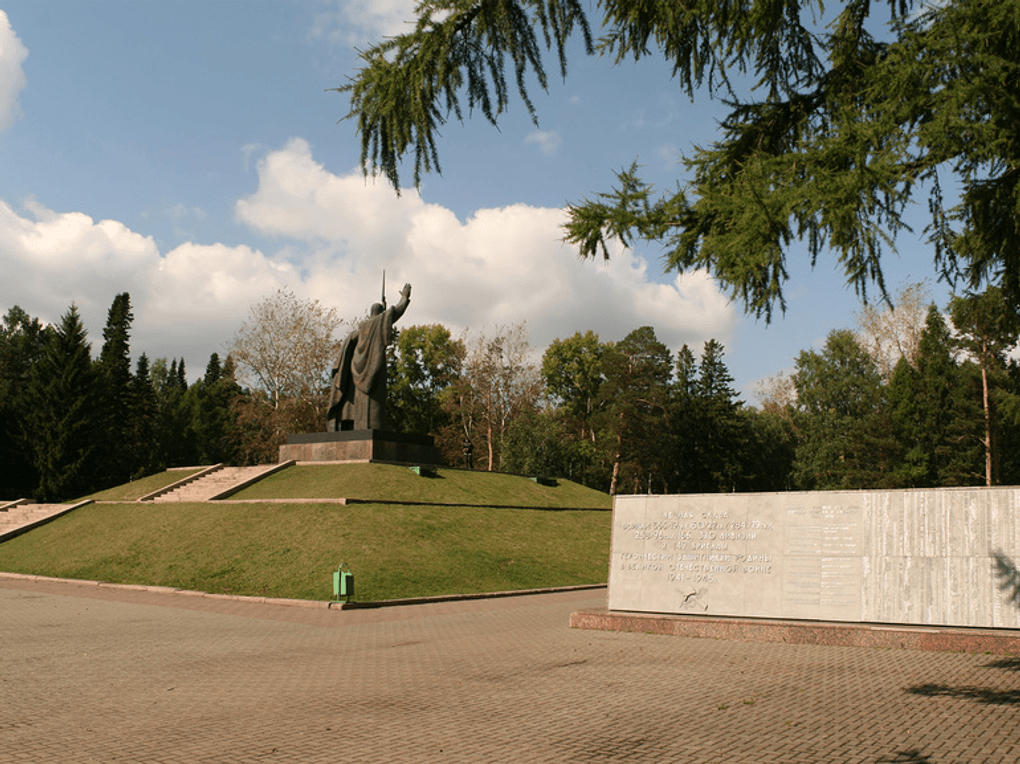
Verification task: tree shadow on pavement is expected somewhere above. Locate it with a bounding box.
[876,750,936,763]
[899,553,1020,707]
[906,683,1020,705]
[984,657,1020,670]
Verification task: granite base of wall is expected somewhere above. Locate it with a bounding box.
[570,608,1020,654]
[279,430,441,465]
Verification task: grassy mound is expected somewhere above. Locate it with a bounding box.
[2,464,613,601]
[231,463,611,508]
[0,500,610,601]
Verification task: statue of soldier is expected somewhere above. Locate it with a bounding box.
[326,282,411,431]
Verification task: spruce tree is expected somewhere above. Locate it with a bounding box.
[691,340,747,493]
[24,305,100,501]
[0,306,46,497]
[154,358,198,467]
[189,353,242,464]
[666,345,698,494]
[96,292,134,487]
[128,353,160,477]
[888,305,983,487]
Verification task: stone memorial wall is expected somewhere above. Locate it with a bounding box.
[608,488,1020,629]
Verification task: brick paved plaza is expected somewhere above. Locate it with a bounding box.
[2,578,1019,763]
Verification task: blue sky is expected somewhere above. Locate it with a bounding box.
[0,1,951,400]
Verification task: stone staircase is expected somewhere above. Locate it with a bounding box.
[151,463,292,502]
[0,500,91,542]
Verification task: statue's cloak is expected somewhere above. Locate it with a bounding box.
[327,307,395,430]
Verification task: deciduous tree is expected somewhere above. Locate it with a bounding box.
[451,323,542,471]
[230,290,344,428]
[855,283,930,382]
[598,326,671,495]
[387,324,464,436]
[541,330,607,443]
[791,329,895,490]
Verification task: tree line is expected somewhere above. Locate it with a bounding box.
[0,295,240,501]
[3,284,1019,500]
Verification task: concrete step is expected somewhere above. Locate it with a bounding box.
[0,501,91,541]
[153,465,285,502]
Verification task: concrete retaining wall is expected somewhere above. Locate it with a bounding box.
[608,487,1020,628]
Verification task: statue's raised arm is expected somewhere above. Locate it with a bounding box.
[391,283,411,323]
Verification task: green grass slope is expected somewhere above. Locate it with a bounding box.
[232,463,612,508]
[0,500,610,601]
[81,467,205,502]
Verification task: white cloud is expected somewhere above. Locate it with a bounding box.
[0,198,292,370]
[525,129,562,157]
[0,137,737,380]
[0,11,29,132]
[311,0,418,45]
[235,138,737,354]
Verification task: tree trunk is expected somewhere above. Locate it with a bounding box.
[487,418,495,471]
[980,340,997,487]
[609,412,624,495]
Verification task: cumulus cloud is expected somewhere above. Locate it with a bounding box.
[0,11,29,132]
[311,0,418,45]
[0,137,736,379]
[0,198,293,370]
[236,138,737,354]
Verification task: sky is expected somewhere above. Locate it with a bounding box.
[0,1,953,401]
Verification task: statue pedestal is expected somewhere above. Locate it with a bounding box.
[279,430,441,465]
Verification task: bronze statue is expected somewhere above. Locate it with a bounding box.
[327,282,411,431]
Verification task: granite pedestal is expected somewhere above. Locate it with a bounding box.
[279,430,441,465]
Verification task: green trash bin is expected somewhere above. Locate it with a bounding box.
[333,562,353,602]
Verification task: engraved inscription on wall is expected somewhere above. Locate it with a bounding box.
[609,496,785,619]
[780,503,862,619]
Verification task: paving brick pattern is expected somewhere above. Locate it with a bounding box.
[2,578,1019,763]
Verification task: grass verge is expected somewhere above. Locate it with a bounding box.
[0,501,611,601]
[81,468,205,502]
[231,463,612,508]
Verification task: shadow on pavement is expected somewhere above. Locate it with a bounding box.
[876,750,936,763]
[906,683,1020,706]
[985,656,1020,671]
